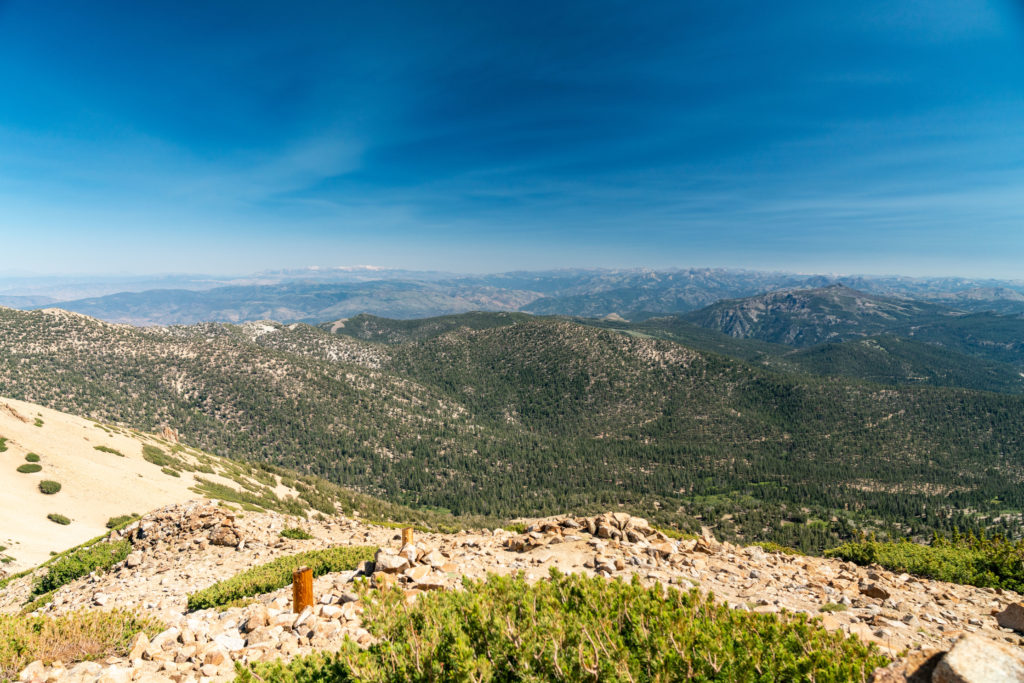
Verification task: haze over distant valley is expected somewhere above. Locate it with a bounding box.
[3,266,1024,326]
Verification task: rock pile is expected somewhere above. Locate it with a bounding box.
[505,512,720,577]
[505,512,674,549]
[116,502,244,552]
[371,540,458,592]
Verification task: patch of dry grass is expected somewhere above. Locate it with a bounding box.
[0,609,163,681]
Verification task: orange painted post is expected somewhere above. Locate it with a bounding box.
[292,566,313,612]
[402,527,414,546]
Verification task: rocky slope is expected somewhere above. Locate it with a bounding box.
[4,501,1024,682]
[682,284,953,346]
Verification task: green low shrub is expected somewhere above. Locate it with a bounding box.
[0,437,7,452]
[94,445,124,457]
[24,453,40,463]
[754,541,805,556]
[17,464,42,474]
[106,514,140,530]
[825,534,1024,593]
[142,444,172,467]
[236,570,889,682]
[187,545,376,611]
[280,527,313,540]
[191,477,307,516]
[33,418,43,427]
[38,480,61,495]
[33,541,131,595]
[0,609,163,682]
[652,524,699,541]
[47,514,71,526]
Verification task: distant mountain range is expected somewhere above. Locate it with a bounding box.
[27,281,541,326]
[7,267,1024,325]
[0,295,57,308]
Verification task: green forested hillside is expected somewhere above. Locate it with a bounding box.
[582,317,1024,394]
[779,335,1024,394]
[898,312,1024,367]
[320,311,532,344]
[1,306,1023,551]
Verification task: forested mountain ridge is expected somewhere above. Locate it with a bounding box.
[675,285,1024,388]
[319,311,532,344]
[777,334,1024,394]
[2,305,1024,551]
[584,315,1024,394]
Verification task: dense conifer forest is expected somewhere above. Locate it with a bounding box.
[1,306,1022,551]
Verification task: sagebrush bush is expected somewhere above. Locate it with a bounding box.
[33,541,131,595]
[187,545,376,611]
[24,453,40,463]
[16,464,41,474]
[46,514,71,526]
[826,534,1024,593]
[0,609,163,681]
[38,480,61,495]
[93,445,124,457]
[237,570,889,682]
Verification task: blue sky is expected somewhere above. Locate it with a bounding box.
[1,0,1022,276]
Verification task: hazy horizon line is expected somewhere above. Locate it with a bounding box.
[0,264,1022,284]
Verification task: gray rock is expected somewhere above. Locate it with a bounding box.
[213,633,245,652]
[996,602,1024,634]
[868,648,942,683]
[932,634,1024,683]
[18,660,45,682]
[208,523,242,547]
[95,666,130,683]
[373,550,409,573]
[860,582,891,600]
[149,627,180,651]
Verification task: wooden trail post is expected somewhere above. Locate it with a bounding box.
[402,527,414,546]
[292,566,313,612]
